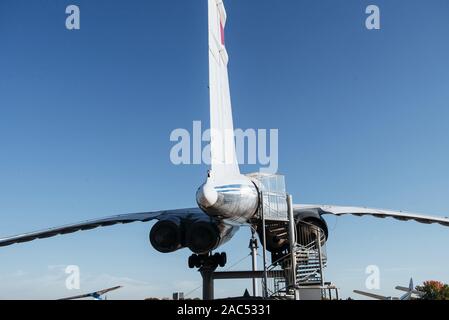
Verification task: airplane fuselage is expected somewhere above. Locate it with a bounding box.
[196,176,259,223]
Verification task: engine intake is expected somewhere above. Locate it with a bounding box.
[256,213,329,254]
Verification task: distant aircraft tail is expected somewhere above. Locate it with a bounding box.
[396,278,424,298]
[395,278,414,293]
[208,0,241,183]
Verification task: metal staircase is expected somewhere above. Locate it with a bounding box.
[246,175,328,300]
[296,241,327,284]
[265,221,327,299]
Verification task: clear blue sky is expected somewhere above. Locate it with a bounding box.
[0,0,448,299]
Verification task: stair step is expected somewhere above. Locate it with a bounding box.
[270,227,288,233]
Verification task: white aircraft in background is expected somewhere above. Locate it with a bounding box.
[0,0,448,269]
[354,279,424,300]
[59,286,123,300]
[395,279,425,299]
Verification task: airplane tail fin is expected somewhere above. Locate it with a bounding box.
[208,0,241,183]
[397,278,417,300]
[395,278,415,293]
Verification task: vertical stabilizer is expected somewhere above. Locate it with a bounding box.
[208,0,241,183]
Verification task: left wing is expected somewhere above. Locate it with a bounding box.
[94,285,123,296]
[59,292,97,301]
[294,204,449,227]
[0,208,201,248]
[60,286,123,300]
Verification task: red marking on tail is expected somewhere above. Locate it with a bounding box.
[220,21,225,45]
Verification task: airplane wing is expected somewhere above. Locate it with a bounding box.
[294,204,449,227]
[0,208,200,248]
[59,292,98,300]
[395,286,410,292]
[93,285,123,297]
[395,286,424,297]
[353,290,389,300]
[60,286,123,300]
[400,292,412,300]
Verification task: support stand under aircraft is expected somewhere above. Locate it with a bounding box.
[194,189,331,300]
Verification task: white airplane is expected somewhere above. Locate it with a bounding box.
[395,279,425,299]
[59,286,123,300]
[354,278,423,300]
[1,0,448,269]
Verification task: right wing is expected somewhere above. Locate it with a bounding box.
[0,208,201,248]
[294,204,449,227]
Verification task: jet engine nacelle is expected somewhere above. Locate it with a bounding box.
[149,214,239,255]
[258,209,329,253]
[295,216,328,247]
[295,208,329,245]
[149,217,183,253]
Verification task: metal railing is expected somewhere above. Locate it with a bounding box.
[263,220,327,299]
